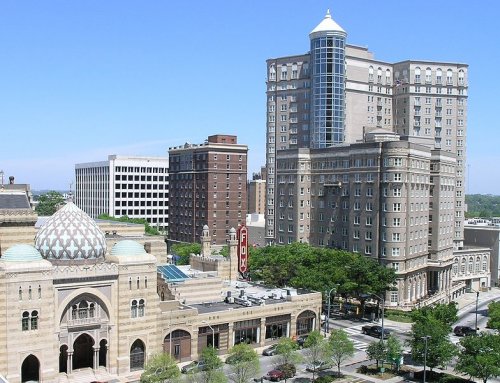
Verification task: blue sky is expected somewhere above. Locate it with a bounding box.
[0,0,498,194]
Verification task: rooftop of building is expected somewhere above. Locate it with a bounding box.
[0,191,31,209]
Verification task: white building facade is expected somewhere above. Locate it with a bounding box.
[75,155,169,231]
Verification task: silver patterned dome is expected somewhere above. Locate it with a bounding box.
[35,202,106,263]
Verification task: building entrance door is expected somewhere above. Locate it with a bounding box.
[73,333,94,370]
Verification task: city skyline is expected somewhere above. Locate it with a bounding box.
[1,1,499,193]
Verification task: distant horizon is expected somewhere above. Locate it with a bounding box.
[1,1,499,193]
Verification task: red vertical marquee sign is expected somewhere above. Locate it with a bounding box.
[237,225,249,274]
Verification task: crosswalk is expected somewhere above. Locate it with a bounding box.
[342,325,370,351]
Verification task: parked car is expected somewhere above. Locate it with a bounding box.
[181,360,207,373]
[361,325,391,339]
[305,360,333,372]
[296,334,309,348]
[267,364,296,381]
[453,325,477,337]
[263,344,278,356]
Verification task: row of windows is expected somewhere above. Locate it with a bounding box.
[19,285,41,301]
[114,166,167,173]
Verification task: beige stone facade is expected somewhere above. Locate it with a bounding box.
[0,200,321,383]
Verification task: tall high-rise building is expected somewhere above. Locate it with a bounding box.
[168,135,248,245]
[75,155,169,230]
[247,169,266,215]
[265,10,468,250]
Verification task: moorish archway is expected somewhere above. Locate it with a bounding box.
[21,354,40,383]
[296,310,316,336]
[73,333,94,370]
[163,330,191,362]
[130,339,145,371]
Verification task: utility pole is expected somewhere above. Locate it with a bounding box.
[422,335,431,383]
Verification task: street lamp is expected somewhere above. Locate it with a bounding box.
[371,293,385,343]
[422,335,431,383]
[469,288,480,330]
[202,320,215,349]
[325,286,337,335]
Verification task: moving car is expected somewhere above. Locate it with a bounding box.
[453,325,477,336]
[263,344,278,356]
[361,325,391,339]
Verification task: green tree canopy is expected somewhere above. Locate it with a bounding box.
[385,334,404,371]
[248,243,396,299]
[366,341,386,369]
[465,194,500,218]
[487,301,500,330]
[328,329,355,375]
[140,352,180,383]
[35,191,64,216]
[275,337,301,367]
[408,309,457,371]
[455,333,500,383]
[170,242,201,265]
[303,330,331,381]
[226,343,260,383]
[195,347,226,383]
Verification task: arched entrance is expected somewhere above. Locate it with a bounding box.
[73,333,94,370]
[59,345,68,373]
[163,330,191,362]
[99,339,107,367]
[296,310,316,335]
[21,354,40,382]
[130,339,145,371]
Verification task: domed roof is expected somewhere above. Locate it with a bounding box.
[310,9,346,39]
[35,202,106,263]
[2,244,43,262]
[110,240,147,257]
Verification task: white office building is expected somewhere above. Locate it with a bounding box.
[75,155,169,231]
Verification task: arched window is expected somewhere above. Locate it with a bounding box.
[269,65,276,80]
[377,67,382,83]
[78,300,89,319]
[137,277,140,290]
[453,259,458,275]
[458,69,465,85]
[386,69,391,84]
[130,339,145,371]
[28,285,32,300]
[38,285,41,299]
[475,257,481,273]
[22,311,30,331]
[461,259,466,274]
[31,310,38,330]
[425,67,432,83]
[131,300,138,318]
[144,276,148,289]
[483,256,488,271]
[129,277,132,290]
[280,64,287,80]
[447,69,453,84]
[71,305,78,320]
[414,67,421,83]
[138,299,145,317]
[368,66,374,81]
[468,257,474,273]
[19,287,22,301]
[89,303,95,318]
[436,68,442,84]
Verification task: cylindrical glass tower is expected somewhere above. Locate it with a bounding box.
[309,10,347,148]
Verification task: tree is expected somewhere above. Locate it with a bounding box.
[487,301,500,330]
[303,330,331,381]
[226,343,260,383]
[385,335,404,372]
[140,352,180,383]
[366,341,386,369]
[196,347,226,383]
[170,242,201,265]
[275,337,301,366]
[455,333,500,383]
[328,329,355,375]
[35,191,64,216]
[408,315,457,371]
